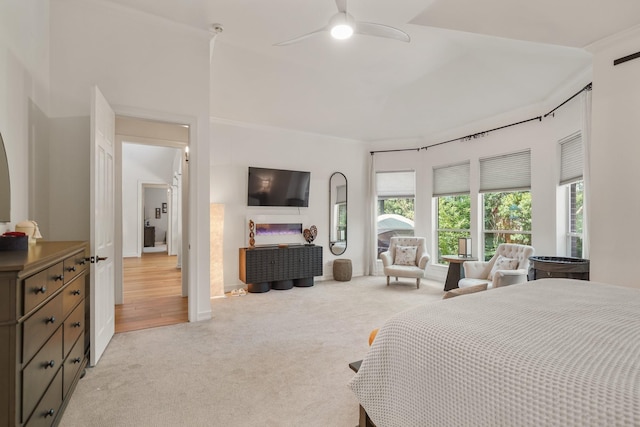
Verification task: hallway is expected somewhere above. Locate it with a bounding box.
[115,252,187,333]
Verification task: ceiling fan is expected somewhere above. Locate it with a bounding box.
[274,0,410,46]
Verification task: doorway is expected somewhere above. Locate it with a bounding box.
[115,117,189,333]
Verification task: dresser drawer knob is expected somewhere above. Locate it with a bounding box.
[45,409,55,417]
[53,274,64,281]
[72,357,82,364]
[66,266,77,272]
[35,286,47,294]
[45,316,56,324]
[72,321,81,328]
[72,289,81,296]
[44,360,55,369]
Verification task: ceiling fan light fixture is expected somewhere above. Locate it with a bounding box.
[330,23,354,40]
[274,1,410,46]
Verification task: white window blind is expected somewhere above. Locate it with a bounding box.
[433,162,470,196]
[376,171,415,198]
[480,150,531,192]
[560,133,583,185]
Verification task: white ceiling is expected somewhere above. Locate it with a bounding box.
[103,0,640,142]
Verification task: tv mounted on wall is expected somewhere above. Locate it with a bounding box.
[248,167,310,207]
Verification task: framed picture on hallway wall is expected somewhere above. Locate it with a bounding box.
[162,202,167,213]
[155,208,161,219]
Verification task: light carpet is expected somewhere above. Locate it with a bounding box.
[60,276,445,427]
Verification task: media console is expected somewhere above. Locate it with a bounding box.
[239,245,323,293]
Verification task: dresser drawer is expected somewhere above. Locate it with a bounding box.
[24,368,62,427]
[23,327,63,422]
[63,253,87,285]
[63,302,84,358]
[23,263,65,315]
[23,293,63,364]
[62,279,84,318]
[63,335,84,398]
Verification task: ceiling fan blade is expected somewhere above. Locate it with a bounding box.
[335,0,347,13]
[355,21,410,43]
[274,27,327,46]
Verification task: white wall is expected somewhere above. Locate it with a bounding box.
[210,120,366,290]
[122,143,177,257]
[211,87,585,289]
[144,187,169,244]
[0,0,51,233]
[48,0,212,321]
[369,83,587,282]
[588,26,640,288]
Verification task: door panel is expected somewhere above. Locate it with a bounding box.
[90,86,115,366]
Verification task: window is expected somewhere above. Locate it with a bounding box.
[376,171,415,257]
[481,150,532,260]
[433,163,470,263]
[567,181,584,257]
[482,191,532,259]
[437,196,471,263]
[560,133,584,257]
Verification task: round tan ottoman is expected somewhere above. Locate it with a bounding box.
[333,259,352,281]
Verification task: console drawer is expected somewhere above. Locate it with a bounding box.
[24,368,62,427]
[23,327,63,422]
[23,293,63,364]
[64,302,84,358]
[62,279,84,319]
[63,253,87,285]
[63,336,84,398]
[23,262,64,315]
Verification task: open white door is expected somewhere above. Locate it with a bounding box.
[90,86,116,366]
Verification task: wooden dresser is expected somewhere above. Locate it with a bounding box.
[0,241,89,427]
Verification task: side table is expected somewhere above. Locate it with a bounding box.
[441,255,477,291]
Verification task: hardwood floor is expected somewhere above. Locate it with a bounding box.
[115,252,187,333]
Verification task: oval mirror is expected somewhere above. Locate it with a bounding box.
[0,132,10,222]
[329,172,347,255]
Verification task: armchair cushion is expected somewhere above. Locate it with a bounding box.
[394,245,418,266]
[488,255,519,280]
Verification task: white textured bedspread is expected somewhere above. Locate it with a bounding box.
[348,279,640,426]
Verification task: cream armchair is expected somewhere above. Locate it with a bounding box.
[459,243,534,289]
[380,237,430,289]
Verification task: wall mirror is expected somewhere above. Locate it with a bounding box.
[0,132,10,222]
[329,172,347,255]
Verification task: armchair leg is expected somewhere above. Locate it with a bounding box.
[386,276,390,286]
[416,278,420,289]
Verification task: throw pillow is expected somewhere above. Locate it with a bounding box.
[394,245,417,266]
[488,255,519,280]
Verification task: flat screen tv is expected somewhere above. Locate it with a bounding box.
[248,167,310,207]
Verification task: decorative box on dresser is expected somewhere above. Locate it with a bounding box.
[0,241,89,427]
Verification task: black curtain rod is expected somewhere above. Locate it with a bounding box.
[421,116,542,151]
[614,51,640,66]
[369,147,420,155]
[543,82,592,118]
[370,82,592,155]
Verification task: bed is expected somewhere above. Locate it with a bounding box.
[348,279,640,426]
